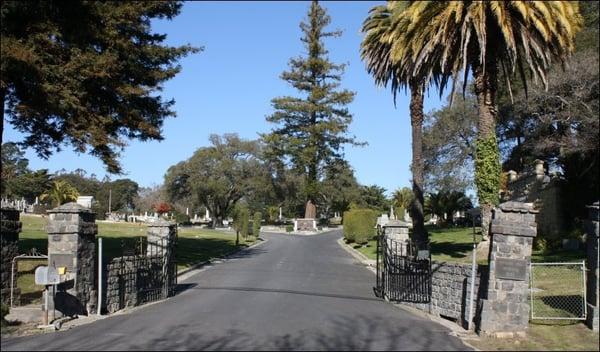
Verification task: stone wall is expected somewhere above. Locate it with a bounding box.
[401,261,487,329]
[1,208,21,305]
[504,160,563,240]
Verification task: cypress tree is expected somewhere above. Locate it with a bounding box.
[263,0,362,217]
[1,1,200,173]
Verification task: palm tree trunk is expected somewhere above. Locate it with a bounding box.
[473,61,499,240]
[409,82,427,249]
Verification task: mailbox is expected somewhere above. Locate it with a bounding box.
[35,266,60,285]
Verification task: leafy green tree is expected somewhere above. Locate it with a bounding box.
[320,160,361,219]
[423,91,478,193]
[164,134,269,227]
[7,169,53,203]
[357,185,389,213]
[1,1,200,173]
[40,180,80,207]
[263,0,362,218]
[497,3,599,227]
[425,190,473,226]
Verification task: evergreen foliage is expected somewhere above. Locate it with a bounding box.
[0,1,200,173]
[263,0,361,211]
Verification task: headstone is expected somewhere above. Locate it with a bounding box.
[586,202,599,331]
[76,196,94,209]
[478,201,538,337]
[304,200,317,219]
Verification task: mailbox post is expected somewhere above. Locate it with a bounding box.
[35,266,60,326]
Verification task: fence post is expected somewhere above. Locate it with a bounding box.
[478,201,538,337]
[97,237,102,315]
[586,201,599,331]
[46,202,98,316]
[1,208,21,306]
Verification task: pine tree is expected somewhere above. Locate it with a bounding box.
[263,0,361,217]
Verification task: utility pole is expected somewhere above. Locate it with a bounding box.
[108,188,112,214]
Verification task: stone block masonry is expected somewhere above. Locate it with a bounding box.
[1,208,21,305]
[47,202,97,316]
[478,201,538,336]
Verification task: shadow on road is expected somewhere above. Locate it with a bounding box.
[187,286,381,302]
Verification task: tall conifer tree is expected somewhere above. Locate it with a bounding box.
[263,0,361,217]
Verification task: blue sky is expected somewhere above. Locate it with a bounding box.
[3,1,446,195]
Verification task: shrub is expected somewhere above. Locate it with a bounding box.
[173,211,190,225]
[252,212,262,237]
[286,225,294,232]
[343,208,379,244]
[233,205,250,239]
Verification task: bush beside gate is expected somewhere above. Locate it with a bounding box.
[343,208,378,244]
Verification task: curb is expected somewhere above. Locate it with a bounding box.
[336,237,376,274]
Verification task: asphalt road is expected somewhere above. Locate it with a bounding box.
[2,230,469,351]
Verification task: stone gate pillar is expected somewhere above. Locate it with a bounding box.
[147,219,177,297]
[586,201,599,331]
[478,201,538,337]
[383,220,410,256]
[1,208,21,305]
[47,203,97,315]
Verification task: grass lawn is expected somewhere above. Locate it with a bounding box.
[15,214,256,305]
[465,322,599,351]
[351,226,586,265]
[353,226,483,263]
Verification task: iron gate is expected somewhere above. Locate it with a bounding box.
[374,232,432,303]
[105,236,177,312]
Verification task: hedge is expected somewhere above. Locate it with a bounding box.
[343,208,379,244]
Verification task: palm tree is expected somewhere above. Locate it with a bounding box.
[40,180,80,208]
[361,2,443,248]
[392,1,582,238]
[392,187,413,211]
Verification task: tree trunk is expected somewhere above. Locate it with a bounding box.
[409,82,427,249]
[473,60,499,240]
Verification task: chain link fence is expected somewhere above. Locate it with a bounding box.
[530,262,587,320]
